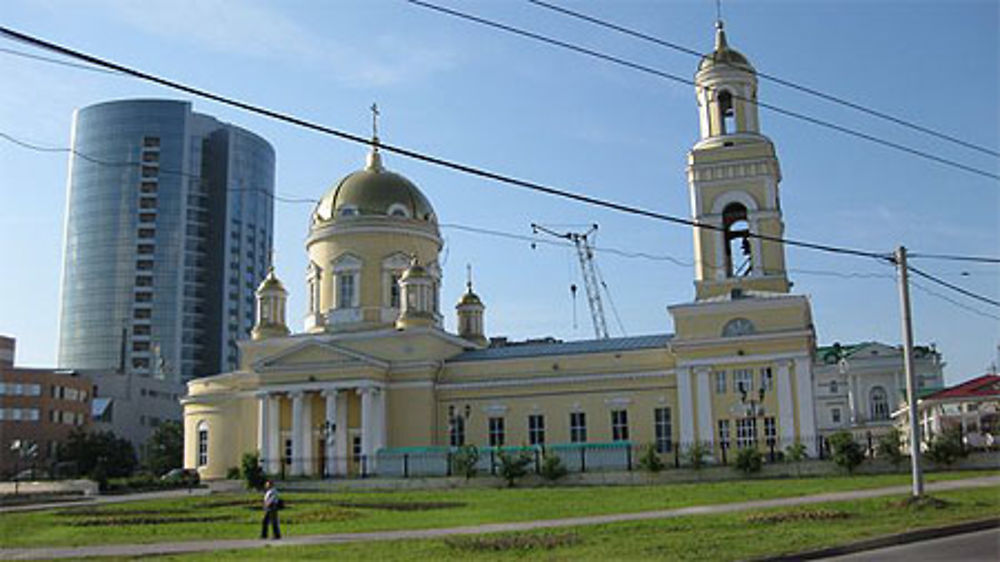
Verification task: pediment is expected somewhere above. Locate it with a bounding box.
[254,339,388,372]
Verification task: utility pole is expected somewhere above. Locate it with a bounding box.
[896,246,923,497]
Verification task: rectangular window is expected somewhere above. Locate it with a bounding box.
[134,292,153,304]
[134,309,151,320]
[831,408,841,423]
[763,416,776,445]
[136,260,154,270]
[25,408,40,422]
[449,414,465,447]
[197,428,208,466]
[25,384,40,397]
[611,409,629,442]
[136,275,153,287]
[140,181,157,194]
[760,367,773,391]
[714,371,727,394]
[141,165,157,178]
[488,417,505,447]
[718,419,731,447]
[141,151,159,163]
[528,414,545,445]
[137,244,155,255]
[736,418,756,448]
[143,136,160,148]
[133,341,150,352]
[390,273,401,308]
[654,407,672,453]
[352,435,362,458]
[337,274,355,309]
[733,368,754,394]
[284,438,293,463]
[139,213,156,223]
[139,197,157,209]
[133,325,151,336]
[569,412,587,443]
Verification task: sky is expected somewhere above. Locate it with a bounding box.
[0,0,997,385]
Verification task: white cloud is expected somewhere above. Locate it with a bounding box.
[89,0,458,87]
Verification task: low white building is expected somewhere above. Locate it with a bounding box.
[813,342,944,439]
[893,374,1000,451]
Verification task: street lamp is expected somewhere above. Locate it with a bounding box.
[738,382,767,451]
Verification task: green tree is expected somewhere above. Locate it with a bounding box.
[784,442,808,477]
[241,451,267,491]
[451,445,480,480]
[59,428,138,479]
[540,453,568,481]
[876,428,905,468]
[735,447,764,474]
[496,449,533,487]
[828,431,865,474]
[145,420,184,476]
[638,445,665,473]
[925,426,966,466]
[685,442,711,470]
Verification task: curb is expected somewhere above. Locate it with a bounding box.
[760,517,1000,561]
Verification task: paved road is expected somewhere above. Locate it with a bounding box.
[821,527,999,561]
[2,475,998,560]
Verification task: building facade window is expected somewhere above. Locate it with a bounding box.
[733,368,753,393]
[760,367,773,391]
[569,412,587,443]
[763,416,776,445]
[870,386,890,421]
[714,371,727,394]
[449,415,465,447]
[832,407,841,424]
[197,421,209,466]
[736,418,756,448]
[336,274,356,309]
[830,381,838,394]
[528,414,545,445]
[718,419,731,448]
[488,417,505,447]
[611,409,629,442]
[654,407,672,453]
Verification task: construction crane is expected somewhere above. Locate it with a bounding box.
[531,223,610,339]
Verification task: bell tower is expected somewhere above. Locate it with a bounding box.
[688,21,790,301]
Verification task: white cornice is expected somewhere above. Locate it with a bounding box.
[670,329,813,351]
[675,351,810,368]
[669,293,809,316]
[306,221,441,249]
[437,370,670,391]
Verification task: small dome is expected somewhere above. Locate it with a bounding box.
[256,267,286,293]
[698,22,754,72]
[400,260,430,282]
[458,291,483,307]
[312,148,436,224]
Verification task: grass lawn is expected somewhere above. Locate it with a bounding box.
[0,470,996,549]
[95,486,1000,561]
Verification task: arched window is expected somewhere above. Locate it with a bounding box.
[722,203,752,277]
[870,386,890,421]
[197,421,209,466]
[718,90,735,134]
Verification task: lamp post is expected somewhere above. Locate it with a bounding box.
[739,382,767,452]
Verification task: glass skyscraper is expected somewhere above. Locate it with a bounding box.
[57,99,275,382]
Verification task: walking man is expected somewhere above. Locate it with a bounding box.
[261,480,281,540]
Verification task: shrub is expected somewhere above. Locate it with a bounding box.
[241,451,267,491]
[451,445,480,480]
[145,420,183,477]
[638,445,665,473]
[925,427,966,466]
[225,466,241,480]
[784,442,807,463]
[685,442,711,470]
[828,431,865,474]
[735,447,764,474]
[877,428,905,468]
[539,454,568,481]
[496,449,533,487]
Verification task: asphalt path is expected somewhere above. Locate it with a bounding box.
[820,527,999,561]
[1,475,998,560]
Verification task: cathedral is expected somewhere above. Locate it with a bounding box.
[182,22,819,479]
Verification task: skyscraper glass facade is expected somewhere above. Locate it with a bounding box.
[58,99,274,382]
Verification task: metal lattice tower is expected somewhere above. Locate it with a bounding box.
[532,223,609,339]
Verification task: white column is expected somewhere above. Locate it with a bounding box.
[290,391,304,476]
[775,360,795,448]
[358,387,374,472]
[847,374,858,424]
[794,357,818,454]
[267,395,280,474]
[335,391,348,475]
[321,389,338,477]
[695,367,714,448]
[676,367,695,446]
[300,392,314,476]
[374,388,387,453]
[256,392,270,469]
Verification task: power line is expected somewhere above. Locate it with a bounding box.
[905,263,1000,308]
[0,25,894,264]
[0,131,315,204]
[0,45,121,75]
[910,280,1000,322]
[526,0,1000,159]
[404,0,999,182]
[907,252,1000,265]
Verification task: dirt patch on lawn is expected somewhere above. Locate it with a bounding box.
[746,508,851,524]
[446,532,580,552]
[889,495,952,510]
[332,500,466,511]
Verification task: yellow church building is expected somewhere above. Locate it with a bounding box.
[182,22,819,479]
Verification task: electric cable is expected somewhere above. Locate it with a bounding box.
[526,0,1000,159]
[404,0,999,182]
[0,27,896,263]
[905,264,1000,308]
